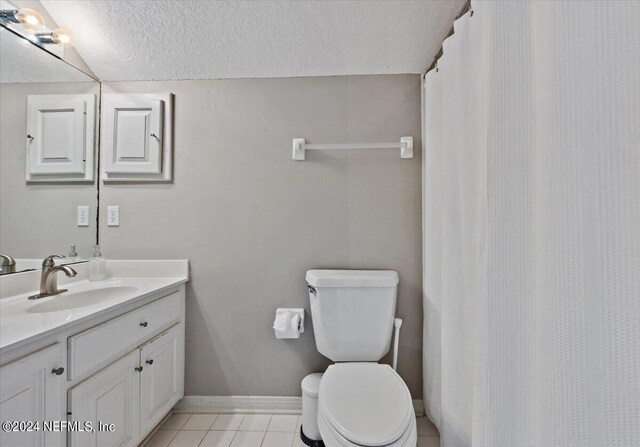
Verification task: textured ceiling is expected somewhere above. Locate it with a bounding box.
[40,0,464,82]
[0,28,95,83]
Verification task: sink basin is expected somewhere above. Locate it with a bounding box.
[27,285,139,313]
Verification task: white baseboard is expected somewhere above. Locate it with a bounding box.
[174,396,302,415]
[173,395,425,417]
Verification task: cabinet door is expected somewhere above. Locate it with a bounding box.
[140,324,184,436]
[100,93,173,182]
[0,344,65,447]
[68,350,140,447]
[26,94,96,182]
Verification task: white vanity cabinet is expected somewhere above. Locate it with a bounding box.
[0,344,66,447]
[67,290,185,447]
[68,322,184,447]
[0,282,186,447]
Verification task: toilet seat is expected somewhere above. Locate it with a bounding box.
[318,409,416,447]
[317,363,416,447]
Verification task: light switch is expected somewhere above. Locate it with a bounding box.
[107,206,119,226]
[77,206,89,226]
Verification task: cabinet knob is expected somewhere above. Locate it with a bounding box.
[135,366,143,372]
[146,359,154,365]
[140,322,148,327]
[52,367,64,375]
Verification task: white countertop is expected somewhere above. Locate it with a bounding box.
[0,260,188,355]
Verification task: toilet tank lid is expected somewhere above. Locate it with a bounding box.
[306,270,399,288]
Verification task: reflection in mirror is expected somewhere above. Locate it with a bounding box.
[0,26,100,274]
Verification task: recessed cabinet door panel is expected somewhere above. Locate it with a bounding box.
[68,350,140,447]
[102,98,164,174]
[140,324,184,436]
[116,111,150,158]
[0,344,64,447]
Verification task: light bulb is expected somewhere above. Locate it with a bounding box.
[51,28,73,47]
[15,8,44,30]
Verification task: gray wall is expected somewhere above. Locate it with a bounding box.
[99,75,423,397]
[0,82,99,261]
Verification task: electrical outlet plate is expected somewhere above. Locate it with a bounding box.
[77,206,89,226]
[107,206,119,226]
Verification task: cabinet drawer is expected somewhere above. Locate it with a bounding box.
[68,292,181,380]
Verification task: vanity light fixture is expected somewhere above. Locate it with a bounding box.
[35,28,73,47]
[0,8,45,30]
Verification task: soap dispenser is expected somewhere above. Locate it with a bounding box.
[66,244,78,262]
[89,245,106,281]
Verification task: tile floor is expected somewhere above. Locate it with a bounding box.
[143,413,440,447]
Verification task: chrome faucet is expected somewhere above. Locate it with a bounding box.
[0,254,16,274]
[28,255,77,300]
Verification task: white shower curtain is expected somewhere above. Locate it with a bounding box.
[423,2,639,446]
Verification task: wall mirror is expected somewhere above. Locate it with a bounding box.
[0,18,100,274]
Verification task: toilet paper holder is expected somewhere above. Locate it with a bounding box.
[273,308,305,339]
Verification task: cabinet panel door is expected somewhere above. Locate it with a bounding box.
[100,93,173,182]
[0,344,64,447]
[27,97,85,175]
[140,324,184,436]
[25,94,96,182]
[68,350,140,447]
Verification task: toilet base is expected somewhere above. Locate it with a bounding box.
[301,426,325,447]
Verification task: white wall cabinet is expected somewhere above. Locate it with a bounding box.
[101,93,173,182]
[0,344,65,447]
[26,94,95,182]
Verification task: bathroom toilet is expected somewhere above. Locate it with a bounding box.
[302,270,417,447]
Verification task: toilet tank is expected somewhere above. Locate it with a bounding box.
[306,269,399,362]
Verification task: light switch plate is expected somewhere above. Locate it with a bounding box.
[107,206,119,226]
[77,206,89,226]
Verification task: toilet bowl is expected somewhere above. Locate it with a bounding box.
[316,363,417,447]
